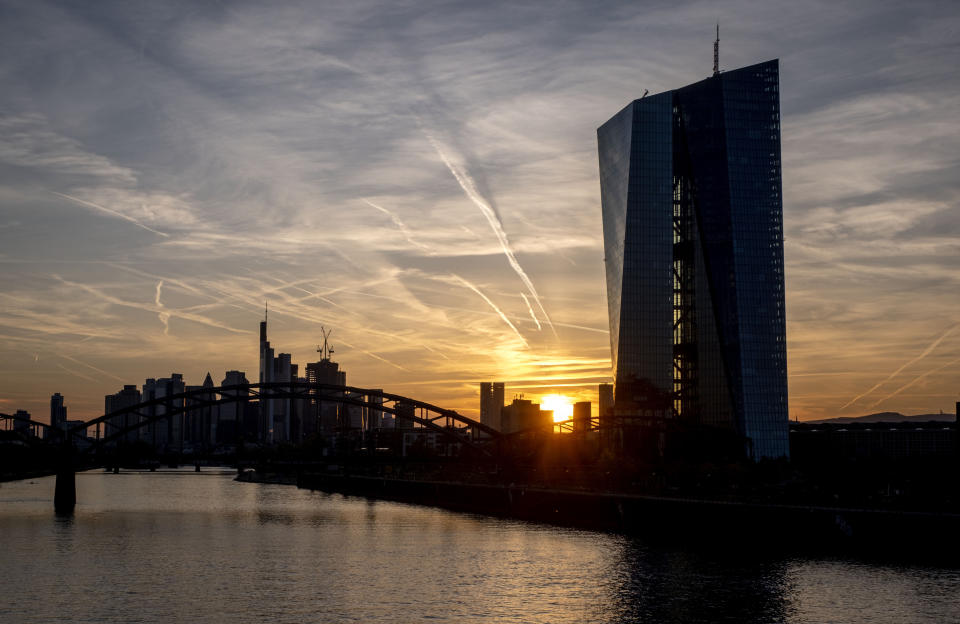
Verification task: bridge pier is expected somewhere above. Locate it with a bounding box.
[54,444,76,515]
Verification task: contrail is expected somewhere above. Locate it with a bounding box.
[869,357,960,408]
[52,191,170,237]
[422,130,557,338]
[54,275,249,335]
[840,323,959,410]
[552,322,608,334]
[357,348,411,372]
[520,293,542,330]
[55,362,98,383]
[329,335,411,372]
[155,280,170,335]
[59,354,124,382]
[450,274,528,348]
[205,274,415,372]
[362,199,432,253]
[420,343,452,360]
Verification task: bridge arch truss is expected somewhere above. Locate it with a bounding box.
[73,382,501,456]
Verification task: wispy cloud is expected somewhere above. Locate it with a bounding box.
[155,280,171,335]
[0,113,137,183]
[1,0,958,420]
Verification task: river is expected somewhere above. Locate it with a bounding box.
[1,470,957,623]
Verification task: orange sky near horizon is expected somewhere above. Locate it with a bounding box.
[0,2,957,426]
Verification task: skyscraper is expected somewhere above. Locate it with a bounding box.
[259,308,294,443]
[218,370,249,443]
[104,385,141,444]
[141,374,185,452]
[50,393,67,430]
[305,349,346,435]
[479,382,505,431]
[597,59,789,460]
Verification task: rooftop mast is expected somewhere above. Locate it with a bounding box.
[713,24,719,76]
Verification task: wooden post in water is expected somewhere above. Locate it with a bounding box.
[54,443,76,515]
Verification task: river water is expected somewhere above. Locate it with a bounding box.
[0,470,957,623]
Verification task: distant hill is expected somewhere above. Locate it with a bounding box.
[805,411,955,424]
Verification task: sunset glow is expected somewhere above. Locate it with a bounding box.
[540,394,574,422]
[0,2,956,427]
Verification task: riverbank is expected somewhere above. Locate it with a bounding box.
[238,469,960,560]
[1,469,56,483]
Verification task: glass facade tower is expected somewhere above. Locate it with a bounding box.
[598,59,789,460]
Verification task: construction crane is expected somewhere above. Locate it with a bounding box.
[317,326,334,361]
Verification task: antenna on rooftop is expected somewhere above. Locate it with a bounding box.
[713,23,720,76]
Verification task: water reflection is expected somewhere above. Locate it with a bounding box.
[0,473,957,624]
[607,540,791,623]
[52,513,75,556]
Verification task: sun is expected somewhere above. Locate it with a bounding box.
[540,394,574,423]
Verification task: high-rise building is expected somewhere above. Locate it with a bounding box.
[104,385,141,444]
[141,374,185,451]
[50,393,67,430]
[259,309,295,443]
[598,384,614,420]
[479,382,505,431]
[218,370,249,444]
[573,401,591,433]
[367,390,384,430]
[597,59,789,460]
[305,354,347,435]
[184,372,216,449]
[500,398,551,434]
[12,409,31,434]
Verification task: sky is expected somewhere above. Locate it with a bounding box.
[0,0,957,424]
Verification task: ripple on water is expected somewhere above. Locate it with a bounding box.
[0,472,958,624]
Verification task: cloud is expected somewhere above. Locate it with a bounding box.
[0,113,138,183]
[155,280,171,335]
[0,0,958,420]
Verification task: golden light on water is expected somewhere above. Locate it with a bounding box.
[540,394,573,422]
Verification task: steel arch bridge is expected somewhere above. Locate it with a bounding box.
[0,412,95,445]
[1,412,55,442]
[72,382,502,456]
